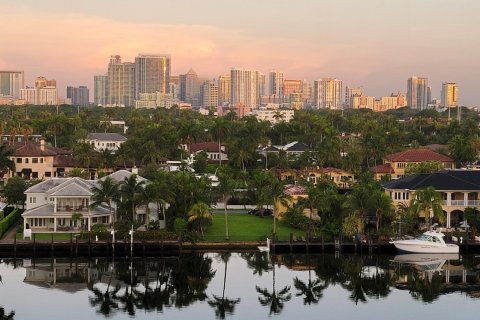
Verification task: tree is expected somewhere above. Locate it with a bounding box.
[120,175,145,223]
[449,134,477,167]
[216,167,235,240]
[187,202,212,239]
[91,176,119,224]
[0,144,14,175]
[368,190,395,232]
[139,183,158,226]
[410,187,444,230]
[4,176,27,208]
[293,257,326,305]
[405,161,444,175]
[193,151,208,174]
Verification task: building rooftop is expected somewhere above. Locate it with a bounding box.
[384,148,453,163]
[383,170,480,191]
[86,133,127,142]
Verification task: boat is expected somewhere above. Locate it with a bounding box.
[390,231,459,253]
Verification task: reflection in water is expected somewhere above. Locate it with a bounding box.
[1,253,480,318]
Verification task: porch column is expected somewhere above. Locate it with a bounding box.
[24,218,27,230]
[464,192,469,207]
[88,217,91,231]
[447,211,451,228]
[54,198,57,213]
[54,217,57,232]
[446,192,452,206]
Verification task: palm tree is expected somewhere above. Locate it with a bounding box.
[120,175,145,223]
[0,144,15,175]
[256,255,291,316]
[368,190,395,232]
[410,187,444,230]
[139,183,157,227]
[187,202,213,239]
[217,167,235,240]
[91,176,119,224]
[269,176,291,237]
[88,274,121,316]
[208,253,241,319]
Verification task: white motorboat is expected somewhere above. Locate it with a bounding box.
[390,231,459,253]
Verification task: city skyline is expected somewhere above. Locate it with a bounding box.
[0,0,479,105]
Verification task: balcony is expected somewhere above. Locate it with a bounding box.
[442,200,480,207]
[56,205,88,212]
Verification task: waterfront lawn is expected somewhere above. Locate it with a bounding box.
[203,213,305,242]
[15,232,79,241]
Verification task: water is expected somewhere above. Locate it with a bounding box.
[1,253,479,319]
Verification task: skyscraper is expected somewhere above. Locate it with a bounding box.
[67,86,89,106]
[134,54,171,98]
[345,86,363,108]
[313,78,343,109]
[200,80,218,108]
[180,68,201,106]
[407,76,429,110]
[108,55,135,107]
[441,82,458,108]
[0,70,24,99]
[94,74,108,106]
[218,74,230,105]
[269,70,284,96]
[230,68,260,108]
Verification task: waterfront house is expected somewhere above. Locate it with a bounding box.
[22,170,165,233]
[275,167,355,188]
[85,132,127,152]
[187,142,228,164]
[383,170,480,228]
[258,141,309,160]
[371,148,454,180]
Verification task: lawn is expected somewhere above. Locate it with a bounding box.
[203,212,305,242]
[15,232,80,241]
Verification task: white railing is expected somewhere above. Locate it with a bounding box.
[450,200,466,206]
[468,200,480,206]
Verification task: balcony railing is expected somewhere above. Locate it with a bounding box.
[442,200,480,207]
[56,206,88,212]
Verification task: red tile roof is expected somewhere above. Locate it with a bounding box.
[284,184,307,195]
[6,141,71,157]
[384,148,453,163]
[371,163,395,174]
[189,142,227,153]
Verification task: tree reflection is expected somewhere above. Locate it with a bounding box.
[409,271,444,303]
[293,256,326,305]
[208,253,241,319]
[0,306,15,320]
[88,263,120,317]
[256,255,291,315]
[241,252,272,276]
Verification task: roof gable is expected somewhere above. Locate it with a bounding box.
[384,148,452,163]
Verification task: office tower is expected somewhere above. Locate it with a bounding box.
[218,74,230,105]
[345,86,363,108]
[180,68,201,106]
[230,68,260,108]
[407,76,428,110]
[134,54,171,98]
[0,70,24,99]
[67,86,89,106]
[257,73,266,101]
[441,82,458,108]
[107,55,135,107]
[200,80,218,108]
[283,80,302,97]
[269,70,284,96]
[94,74,108,106]
[351,95,376,109]
[35,76,56,88]
[313,78,343,109]
[20,76,58,105]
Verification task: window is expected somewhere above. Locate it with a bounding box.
[25,158,29,163]
[16,158,22,163]
[32,172,38,179]
[40,158,44,163]
[45,172,51,177]
[32,158,38,163]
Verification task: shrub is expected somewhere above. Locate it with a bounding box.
[0,208,22,238]
[174,218,187,236]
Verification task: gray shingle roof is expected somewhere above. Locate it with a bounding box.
[86,133,127,142]
[383,170,480,191]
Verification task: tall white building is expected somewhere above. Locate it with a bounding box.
[407,76,429,110]
[230,68,261,108]
[345,86,363,108]
[200,80,218,108]
[441,82,458,108]
[269,70,284,96]
[218,74,230,105]
[108,55,135,107]
[94,74,108,106]
[313,78,343,109]
[0,70,24,99]
[20,76,58,105]
[135,54,171,98]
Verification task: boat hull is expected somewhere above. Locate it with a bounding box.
[392,241,459,253]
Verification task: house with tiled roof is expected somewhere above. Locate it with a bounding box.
[188,142,228,164]
[383,170,480,228]
[371,148,454,180]
[2,138,76,180]
[276,184,319,220]
[85,133,127,152]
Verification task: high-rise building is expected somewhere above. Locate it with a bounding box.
[20,76,58,105]
[0,70,24,99]
[94,74,108,106]
[134,54,171,98]
[407,76,429,110]
[180,68,202,107]
[230,68,260,108]
[441,82,458,108]
[218,74,230,105]
[67,86,89,106]
[283,80,302,97]
[35,76,56,88]
[313,78,343,109]
[200,80,218,108]
[257,73,266,101]
[351,94,376,109]
[269,70,284,96]
[107,55,135,107]
[345,86,363,108]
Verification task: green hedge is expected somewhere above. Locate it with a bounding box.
[0,208,22,239]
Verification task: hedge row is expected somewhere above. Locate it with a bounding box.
[0,208,22,239]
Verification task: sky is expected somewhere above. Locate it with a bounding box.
[0,0,479,105]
